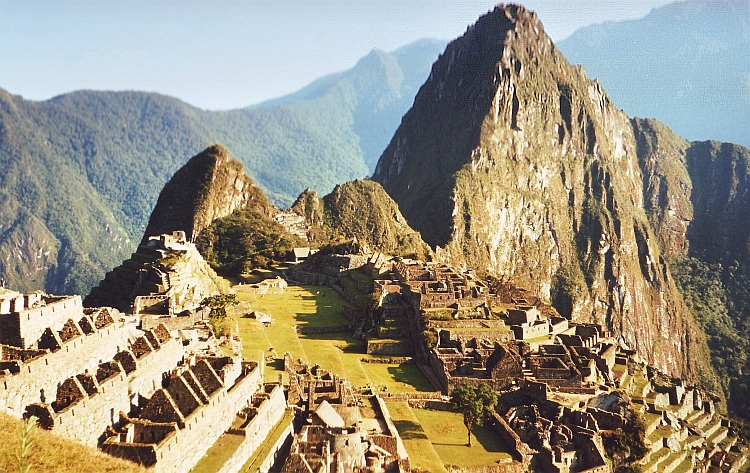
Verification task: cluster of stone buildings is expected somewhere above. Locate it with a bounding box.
[2,237,748,473]
[283,353,411,473]
[85,231,225,320]
[288,251,748,473]
[0,233,291,473]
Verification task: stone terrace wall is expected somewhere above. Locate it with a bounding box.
[366,339,413,355]
[374,396,410,462]
[215,383,287,473]
[429,320,506,329]
[152,364,263,473]
[247,419,294,473]
[141,312,204,331]
[22,326,183,446]
[125,335,185,401]
[0,296,83,348]
[42,366,131,447]
[0,319,134,415]
[106,363,263,473]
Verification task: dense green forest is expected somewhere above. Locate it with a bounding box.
[671,257,750,417]
[0,40,444,294]
[196,209,303,277]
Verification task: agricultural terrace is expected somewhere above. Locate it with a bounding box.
[234,282,432,392]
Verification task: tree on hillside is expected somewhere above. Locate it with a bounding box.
[200,294,239,337]
[449,381,498,447]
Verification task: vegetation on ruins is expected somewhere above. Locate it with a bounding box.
[449,382,499,447]
[157,252,184,269]
[196,209,303,276]
[201,294,239,337]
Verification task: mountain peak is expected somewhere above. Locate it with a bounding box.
[372,4,706,381]
[373,3,569,246]
[141,145,273,243]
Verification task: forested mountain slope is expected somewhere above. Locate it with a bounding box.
[0,40,444,294]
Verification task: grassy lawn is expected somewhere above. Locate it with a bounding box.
[235,282,432,391]
[190,433,244,473]
[412,408,514,469]
[385,402,448,473]
[0,413,147,473]
[362,362,433,393]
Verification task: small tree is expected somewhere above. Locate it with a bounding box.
[449,381,498,446]
[200,294,239,337]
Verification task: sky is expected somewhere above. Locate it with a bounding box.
[0,1,675,110]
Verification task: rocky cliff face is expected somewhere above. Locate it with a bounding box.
[373,5,710,380]
[142,145,273,243]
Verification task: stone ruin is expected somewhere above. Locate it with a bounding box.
[283,251,749,471]
[85,231,224,319]
[283,353,411,472]
[0,287,284,472]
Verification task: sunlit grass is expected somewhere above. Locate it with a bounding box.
[235,282,431,391]
[0,412,147,473]
[412,408,513,468]
[385,402,448,473]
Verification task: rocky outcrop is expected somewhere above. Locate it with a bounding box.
[141,145,273,243]
[373,5,710,380]
[84,235,227,313]
[290,180,430,258]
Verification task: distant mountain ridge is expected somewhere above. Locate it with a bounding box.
[558,0,750,149]
[0,39,445,295]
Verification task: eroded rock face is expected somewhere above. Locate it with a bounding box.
[373,5,707,379]
[142,145,273,243]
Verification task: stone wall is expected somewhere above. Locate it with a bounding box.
[33,366,131,447]
[0,295,82,348]
[21,325,183,446]
[442,329,515,349]
[366,339,414,355]
[214,384,288,473]
[141,311,205,331]
[0,318,135,415]
[104,362,263,473]
[245,419,294,473]
[373,396,410,462]
[430,319,506,329]
[491,413,534,462]
[297,325,350,335]
[510,321,549,340]
[284,269,337,287]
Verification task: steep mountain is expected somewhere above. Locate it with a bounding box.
[558,0,750,149]
[0,40,444,294]
[141,145,273,242]
[373,5,715,387]
[87,144,427,308]
[289,180,430,258]
[85,145,264,311]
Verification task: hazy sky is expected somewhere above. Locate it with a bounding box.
[0,1,674,110]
